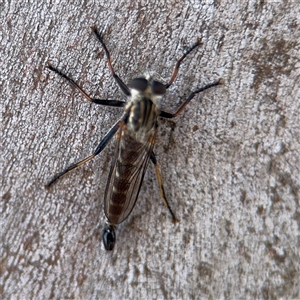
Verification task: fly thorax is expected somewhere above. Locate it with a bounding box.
[127,97,158,141]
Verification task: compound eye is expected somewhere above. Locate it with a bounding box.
[152,81,166,95]
[129,78,148,91]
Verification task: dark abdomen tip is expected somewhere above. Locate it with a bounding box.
[103,224,116,251]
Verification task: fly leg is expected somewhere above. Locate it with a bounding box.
[46,64,126,108]
[91,25,131,96]
[165,39,203,89]
[160,80,221,119]
[45,120,124,188]
[150,152,178,222]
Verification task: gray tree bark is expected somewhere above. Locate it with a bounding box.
[1,1,299,299]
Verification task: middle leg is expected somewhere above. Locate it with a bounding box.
[46,64,126,108]
[160,80,221,119]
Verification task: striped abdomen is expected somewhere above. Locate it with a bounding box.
[104,97,158,225]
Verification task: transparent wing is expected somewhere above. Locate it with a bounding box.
[104,124,156,225]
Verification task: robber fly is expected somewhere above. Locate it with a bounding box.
[45,25,220,250]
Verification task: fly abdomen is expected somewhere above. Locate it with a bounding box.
[107,159,139,224]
